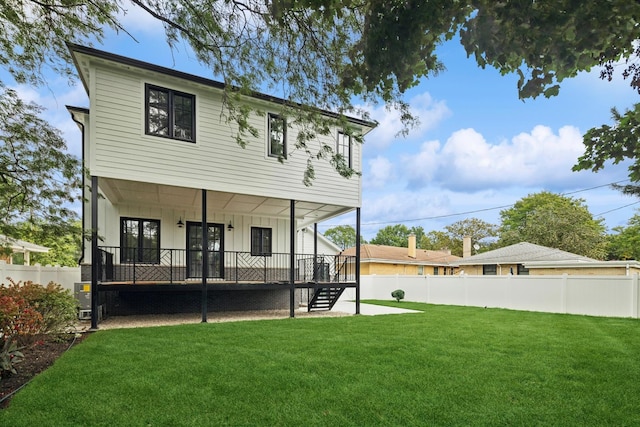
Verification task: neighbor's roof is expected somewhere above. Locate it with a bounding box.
[342,244,460,265]
[0,235,49,254]
[452,242,594,266]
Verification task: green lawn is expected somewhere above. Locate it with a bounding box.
[2,303,639,426]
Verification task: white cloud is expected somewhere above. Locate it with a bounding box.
[365,156,395,189]
[399,124,603,192]
[360,92,451,151]
[117,3,166,36]
[403,139,441,185]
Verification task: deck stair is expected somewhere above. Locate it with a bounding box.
[308,287,345,312]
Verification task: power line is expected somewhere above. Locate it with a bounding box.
[324,179,634,228]
[595,201,640,217]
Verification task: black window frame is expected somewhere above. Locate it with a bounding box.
[145,84,195,143]
[337,130,352,168]
[120,217,161,264]
[251,227,272,256]
[267,113,286,159]
[483,264,498,275]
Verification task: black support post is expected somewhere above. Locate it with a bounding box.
[289,199,296,318]
[201,189,208,323]
[356,207,361,315]
[90,175,99,330]
[313,222,318,282]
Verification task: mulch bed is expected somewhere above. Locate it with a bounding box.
[0,332,90,409]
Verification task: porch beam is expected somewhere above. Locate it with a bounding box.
[90,175,99,330]
[289,199,296,318]
[201,189,208,323]
[356,207,361,315]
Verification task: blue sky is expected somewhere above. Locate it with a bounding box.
[6,8,639,241]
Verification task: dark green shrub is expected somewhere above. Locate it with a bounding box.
[391,289,405,302]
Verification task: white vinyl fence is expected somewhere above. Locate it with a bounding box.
[342,274,640,319]
[0,261,81,293]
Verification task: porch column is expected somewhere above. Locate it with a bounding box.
[289,199,296,318]
[313,223,318,282]
[90,175,99,330]
[201,189,208,323]
[356,207,361,315]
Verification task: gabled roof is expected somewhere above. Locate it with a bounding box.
[67,43,377,130]
[452,242,595,266]
[342,244,461,265]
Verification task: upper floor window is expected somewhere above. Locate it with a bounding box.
[337,131,352,168]
[146,84,195,142]
[121,218,160,264]
[268,113,286,159]
[251,227,272,256]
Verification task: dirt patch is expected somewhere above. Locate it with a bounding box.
[0,332,90,409]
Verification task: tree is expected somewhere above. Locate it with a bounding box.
[14,220,82,267]
[323,225,357,250]
[606,212,640,261]
[498,191,607,259]
[421,230,455,253]
[0,85,81,238]
[1,1,638,239]
[2,1,640,186]
[370,224,424,248]
[573,104,640,193]
[420,218,497,256]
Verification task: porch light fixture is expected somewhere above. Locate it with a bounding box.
[227,221,234,231]
[177,217,184,228]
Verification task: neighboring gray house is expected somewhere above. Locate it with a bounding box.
[452,242,595,275]
[66,44,375,326]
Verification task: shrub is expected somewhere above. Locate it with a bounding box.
[391,289,405,302]
[0,294,42,378]
[0,280,77,335]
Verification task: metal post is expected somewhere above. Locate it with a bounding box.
[90,176,99,330]
[201,189,208,323]
[313,222,318,283]
[289,199,296,318]
[356,207,361,315]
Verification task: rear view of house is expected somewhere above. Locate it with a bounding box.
[67,44,375,327]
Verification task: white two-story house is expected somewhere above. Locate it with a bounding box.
[66,44,375,327]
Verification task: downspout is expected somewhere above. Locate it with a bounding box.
[69,110,86,265]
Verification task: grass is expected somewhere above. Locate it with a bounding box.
[1,303,640,426]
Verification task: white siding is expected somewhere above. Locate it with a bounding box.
[88,63,363,207]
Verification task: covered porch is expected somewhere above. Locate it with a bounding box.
[87,176,362,328]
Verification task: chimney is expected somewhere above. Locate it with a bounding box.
[408,233,416,258]
[463,236,472,258]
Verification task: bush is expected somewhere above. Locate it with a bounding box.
[0,294,42,378]
[0,280,77,335]
[391,289,405,302]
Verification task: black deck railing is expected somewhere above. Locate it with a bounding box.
[96,246,356,285]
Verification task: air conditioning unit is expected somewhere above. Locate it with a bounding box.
[74,282,91,310]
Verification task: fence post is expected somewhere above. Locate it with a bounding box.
[561,273,568,314]
[632,273,639,319]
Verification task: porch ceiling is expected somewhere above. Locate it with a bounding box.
[98,178,353,224]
